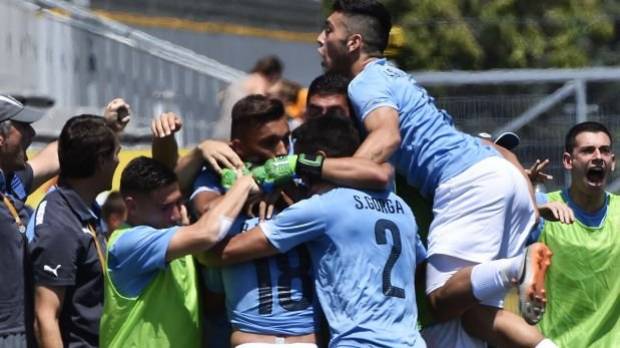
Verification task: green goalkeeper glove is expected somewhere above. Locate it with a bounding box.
[253,154,325,190]
[220,165,250,190]
[294,153,325,180]
[250,155,298,191]
[220,154,325,191]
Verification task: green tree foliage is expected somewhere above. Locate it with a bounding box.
[325,0,618,70]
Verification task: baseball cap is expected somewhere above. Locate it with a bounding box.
[478,131,520,150]
[494,131,520,150]
[0,94,45,123]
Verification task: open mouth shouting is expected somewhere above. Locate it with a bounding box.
[585,166,607,186]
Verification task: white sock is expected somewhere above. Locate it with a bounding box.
[470,254,524,301]
[535,338,558,348]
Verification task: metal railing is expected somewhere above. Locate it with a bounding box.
[411,68,620,193]
[0,0,245,145]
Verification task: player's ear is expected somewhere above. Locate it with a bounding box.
[611,154,616,172]
[347,33,362,53]
[123,196,137,215]
[562,152,573,170]
[231,138,244,158]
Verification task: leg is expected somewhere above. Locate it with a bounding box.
[426,245,553,322]
[425,254,477,322]
[426,253,528,321]
[424,157,549,346]
[462,306,544,348]
[425,252,554,348]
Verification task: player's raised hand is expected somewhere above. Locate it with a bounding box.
[538,201,575,224]
[526,159,553,184]
[258,190,282,221]
[151,112,182,138]
[104,97,131,133]
[198,139,244,174]
[244,190,278,221]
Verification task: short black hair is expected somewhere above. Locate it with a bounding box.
[58,114,118,180]
[307,73,350,102]
[230,95,286,140]
[120,156,177,197]
[293,111,360,158]
[332,0,392,54]
[565,121,613,153]
[101,191,126,218]
[250,55,283,77]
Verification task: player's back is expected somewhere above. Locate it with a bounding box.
[307,188,426,347]
[348,59,497,198]
[221,216,317,336]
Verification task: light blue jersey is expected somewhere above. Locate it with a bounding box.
[107,225,178,297]
[262,188,427,347]
[191,166,224,199]
[218,216,317,335]
[348,59,498,198]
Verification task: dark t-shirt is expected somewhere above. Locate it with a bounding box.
[0,165,34,336]
[29,185,105,348]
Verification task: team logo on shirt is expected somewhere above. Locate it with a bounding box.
[43,264,61,277]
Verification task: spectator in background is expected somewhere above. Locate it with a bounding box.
[534,121,619,347]
[215,55,284,139]
[269,79,307,129]
[101,191,127,238]
[29,114,125,348]
[0,94,58,348]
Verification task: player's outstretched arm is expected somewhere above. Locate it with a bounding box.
[29,98,130,191]
[320,106,400,189]
[192,191,224,217]
[166,175,257,261]
[203,193,324,266]
[203,226,279,267]
[28,141,59,191]
[355,106,401,162]
[34,286,66,348]
[321,160,393,190]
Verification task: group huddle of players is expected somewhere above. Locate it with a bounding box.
[165,1,560,347]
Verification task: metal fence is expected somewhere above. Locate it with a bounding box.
[413,70,620,193]
[0,0,244,145]
[2,0,619,193]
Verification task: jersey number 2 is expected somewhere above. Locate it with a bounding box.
[255,246,313,315]
[375,219,405,298]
